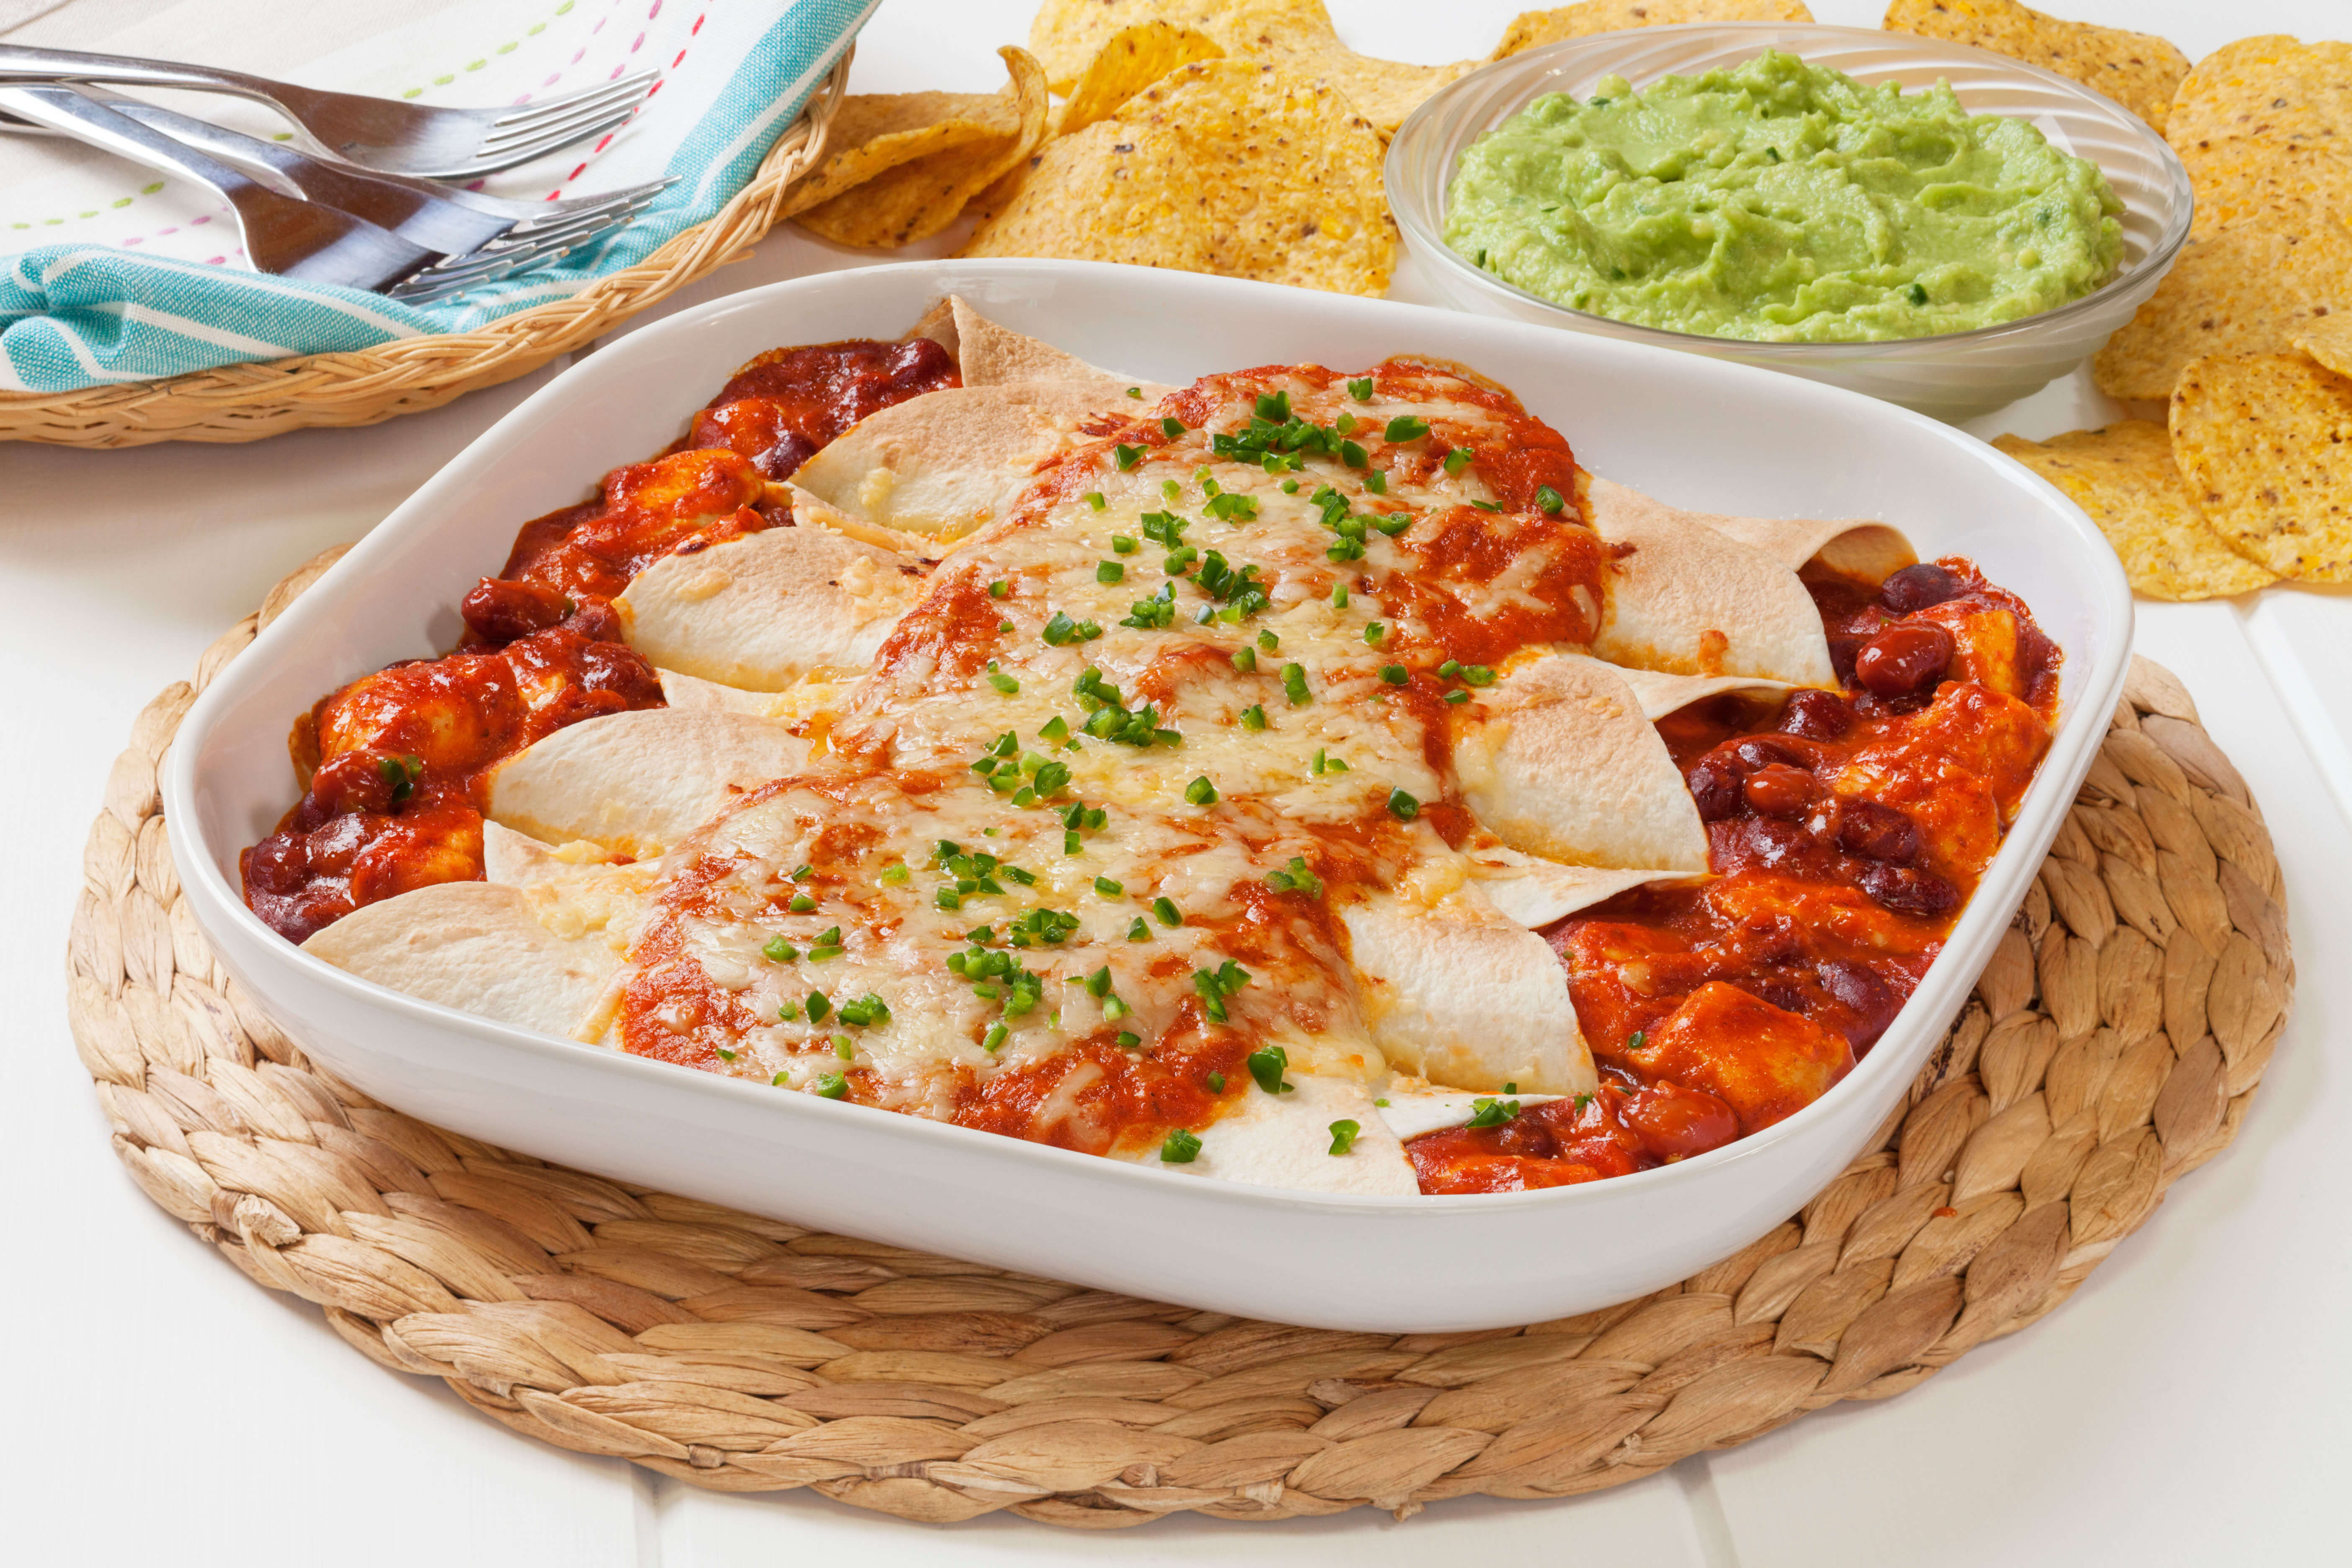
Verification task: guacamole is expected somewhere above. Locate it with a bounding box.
[1442,51,2123,343]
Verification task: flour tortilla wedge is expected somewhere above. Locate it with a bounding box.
[487,709,811,860]
[787,382,1145,541]
[1453,652,1710,874]
[302,881,616,1040]
[1465,846,1697,930]
[1376,1088,1563,1142]
[656,669,794,718]
[1136,1070,1418,1195]
[481,822,656,948]
[1585,479,1839,687]
[1339,888,1597,1096]
[622,526,920,691]
[911,294,1163,391]
[1601,663,1793,722]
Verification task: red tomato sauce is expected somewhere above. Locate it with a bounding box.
[1407,559,2060,1195]
[241,338,958,943]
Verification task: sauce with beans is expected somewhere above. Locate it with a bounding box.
[240,338,959,943]
[1406,558,2058,1195]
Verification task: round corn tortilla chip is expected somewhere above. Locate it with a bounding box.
[622,524,920,690]
[1452,652,1711,874]
[2167,36,2352,155]
[2170,351,2352,580]
[786,381,1151,540]
[2182,137,2352,234]
[1992,422,2276,600]
[1029,0,1327,94]
[1058,20,1225,137]
[1339,888,1597,1096]
[487,708,813,859]
[1494,0,1813,61]
[794,46,1050,249]
[2090,188,2352,402]
[1883,0,2187,132]
[301,880,617,1042]
[962,116,1220,273]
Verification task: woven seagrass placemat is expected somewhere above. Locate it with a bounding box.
[67,547,2294,1527]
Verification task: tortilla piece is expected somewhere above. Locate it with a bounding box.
[787,382,1143,541]
[1465,846,1695,929]
[1882,0,2188,132]
[961,116,1221,274]
[487,709,812,859]
[933,295,1164,395]
[1693,511,1915,584]
[1992,422,2276,600]
[302,881,615,1039]
[2170,352,2352,580]
[1059,21,1225,137]
[1494,0,1812,61]
[1602,663,1792,722]
[1137,1070,1419,1194]
[1584,479,1838,687]
[657,669,796,718]
[1453,652,1710,872]
[2180,137,2352,236]
[2295,319,2352,378]
[793,47,1051,248]
[2091,206,2352,400]
[622,526,918,690]
[1377,1088,1563,1142]
[1340,889,1598,1096]
[2166,36,2352,155]
[776,91,1011,218]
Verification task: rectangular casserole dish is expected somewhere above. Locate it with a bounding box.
[167,259,2132,1332]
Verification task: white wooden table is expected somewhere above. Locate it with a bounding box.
[6,3,2345,1563]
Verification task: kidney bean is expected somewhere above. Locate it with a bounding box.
[1713,816,1823,874]
[1779,688,1855,740]
[304,813,371,878]
[1743,762,1816,818]
[1880,562,1962,614]
[241,830,310,895]
[307,749,399,818]
[1854,621,1954,698]
[1815,960,1903,1051]
[1620,1082,1740,1162]
[561,596,625,644]
[1857,861,1960,918]
[1687,757,1743,821]
[462,577,573,645]
[1731,735,1805,773]
[1836,799,1922,862]
[754,430,818,480]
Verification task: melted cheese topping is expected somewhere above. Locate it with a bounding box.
[613,362,1606,1155]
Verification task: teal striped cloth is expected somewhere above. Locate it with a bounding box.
[1,0,874,394]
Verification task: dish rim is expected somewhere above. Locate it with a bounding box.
[163,256,2135,1216]
[1387,20,2196,356]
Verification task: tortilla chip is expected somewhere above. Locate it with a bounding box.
[778,92,1008,218]
[623,525,918,690]
[787,381,1149,540]
[962,116,1220,273]
[1059,21,1225,136]
[1992,422,2276,600]
[793,46,1050,248]
[1494,0,1813,60]
[487,708,812,859]
[2167,36,2352,156]
[1127,59,1396,292]
[2294,319,2352,378]
[1583,479,1839,687]
[302,881,617,1041]
[2182,137,2352,234]
[1453,653,1711,873]
[1029,0,1468,137]
[2170,352,2352,581]
[1340,889,1597,1095]
[1882,0,2188,132]
[2090,190,2352,401]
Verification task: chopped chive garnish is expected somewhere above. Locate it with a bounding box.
[1384,415,1429,442]
[1533,485,1565,514]
[1161,416,1185,438]
[1380,664,1408,685]
[1336,413,1357,436]
[1127,917,1151,941]
[1153,897,1183,926]
[983,1023,1008,1052]
[1116,1029,1141,1047]
[1364,622,1385,645]
[1255,390,1291,421]
[1463,664,1496,686]
[879,864,910,885]
[1443,447,1473,477]
[1161,1129,1202,1163]
[1097,560,1124,584]
[1471,499,1502,512]
[1340,439,1368,469]
[1347,376,1373,400]
[1257,630,1279,651]
[1240,703,1266,731]
[835,1037,855,1060]
[1282,663,1311,705]
[988,670,1021,694]
[1365,470,1387,495]
[1184,775,1218,806]
[716,1047,736,1062]
[789,893,816,913]
[1331,583,1349,608]
[1094,876,1123,897]
[805,992,831,1024]
[1127,386,1143,399]
[809,944,843,962]
[763,936,798,963]
[1065,830,1083,855]
[1116,444,1143,470]
[1444,689,1469,704]
[1085,491,1106,511]
[1465,1096,1519,1128]
[1246,1044,1291,1093]
[1111,534,1137,553]
[1387,787,1420,820]
[779,1000,801,1020]
[1265,856,1322,897]
[1328,1119,1361,1155]
[1207,1072,1227,1093]
[1627,1030,1647,1051]
[1232,645,1257,673]
[814,1073,847,1099]
[988,580,1008,600]
[1281,478,1300,493]
[936,887,963,910]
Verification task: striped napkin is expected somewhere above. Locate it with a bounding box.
[0,0,874,394]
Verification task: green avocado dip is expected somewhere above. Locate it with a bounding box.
[1442,50,2123,343]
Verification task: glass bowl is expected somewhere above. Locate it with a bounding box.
[1387,23,2193,421]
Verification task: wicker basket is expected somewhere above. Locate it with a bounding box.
[0,52,852,449]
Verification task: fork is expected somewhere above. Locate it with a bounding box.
[0,85,591,301]
[0,90,675,260]
[0,42,657,179]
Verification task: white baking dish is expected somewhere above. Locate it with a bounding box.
[167,259,2131,1332]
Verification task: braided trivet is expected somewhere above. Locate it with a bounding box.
[67,547,2295,1527]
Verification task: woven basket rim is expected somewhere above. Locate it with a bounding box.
[67,551,2294,1527]
[1,49,853,449]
